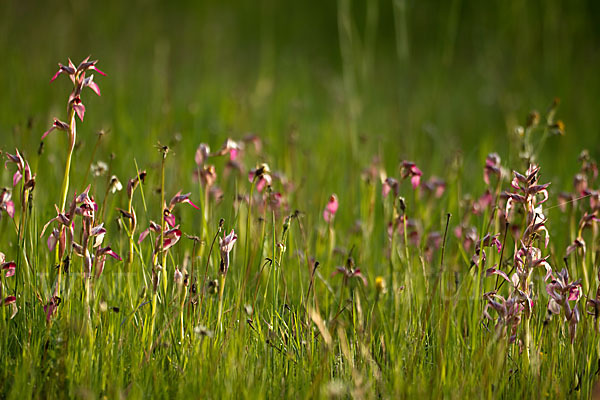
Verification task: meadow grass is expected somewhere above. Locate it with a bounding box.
[1,1,600,399]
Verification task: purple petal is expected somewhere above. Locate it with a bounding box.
[382,181,391,197]
[5,201,14,219]
[256,178,266,192]
[92,66,106,76]
[107,249,121,261]
[12,171,22,187]
[96,256,106,278]
[87,81,101,96]
[47,229,58,252]
[326,194,339,214]
[2,262,16,277]
[74,103,86,122]
[568,285,581,301]
[354,269,368,286]
[163,229,182,251]
[165,213,176,228]
[187,199,200,210]
[50,69,62,82]
[485,267,510,283]
[3,296,16,306]
[410,175,421,189]
[41,126,56,140]
[138,228,150,244]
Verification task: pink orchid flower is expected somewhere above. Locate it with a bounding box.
[219,229,237,275]
[94,246,122,277]
[382,177,399,198]
[41,118,70,141]
[248,164,272,192]
[483,153,501,185]
[2,261,16,278]
[0,189,15,219]
[323,194,338,223]
[332,265,367,286]
[159,227,182,252]
[401,161,422,189]
[169,191,200,210]
[214,138,242,161]
[138,220,161,243]
[195,143,211,166]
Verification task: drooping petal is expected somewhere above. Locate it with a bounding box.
[50,63,75,82]
[162,228,182,251]
[546,282,563,303]
[44,296,60,323]
[41,119,69,141]
[47,228,59,252]
[256,178,267,192]
[12,170,22,187]
[547,297,561,315]
[98,246,122,261]
[410,174,421,189]
[353,269,368,286]
[2,261,16,278]
[138,228,150,244]
[164,212,176,228]
[4,200,14,219]
[96,256,106,278]
[485,267,511,284]
[91,65,106,76]
[3,296,16,306]
[50,69,62,82]
[568,284,582,301]
[195,143,210,166]
[169,192,200,210]
[73,102,86,122]
[174,268,183,284]
[88,80,101,96]
[83,75,101,96]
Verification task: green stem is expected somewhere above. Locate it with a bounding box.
[59,109,76,212]
[238,182,255,311]
[150,150,167,345]
[127,195,135,266]
[54,107,76,298]
[179,285,187,341]
[523,316,531,373]
[160,153,167,269]
[217,274,227,332]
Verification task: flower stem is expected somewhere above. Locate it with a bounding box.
[179,284,187,341]
[59,108,77,213]
[217,274,227,332]
[160,151,167,291]
[126,195,135,267]
[54,107,76,298]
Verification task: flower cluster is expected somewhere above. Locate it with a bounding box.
[43,57,105,141]
[0,252,17,319]
[41,186,121,279]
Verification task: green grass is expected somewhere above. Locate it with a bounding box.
[1,0,600,398]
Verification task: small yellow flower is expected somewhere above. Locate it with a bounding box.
[375,276,386,294]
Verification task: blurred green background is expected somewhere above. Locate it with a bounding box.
[1,0,599,197]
